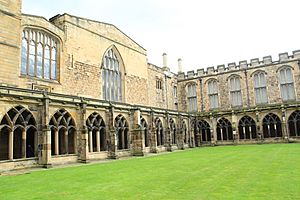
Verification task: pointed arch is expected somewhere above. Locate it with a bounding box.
[155,117,164,146]
[101,45,125,102]
[86,112,106,152]
[141,117,149,147]
[50,108,77,155]
[0,105,37,161]
[169,118,176,145]
[197,119,211,143]
[114,114,129,150]
[288,110,300,137]
[216,117,233,141]
[238,116,257,140]
[262,113,282,138]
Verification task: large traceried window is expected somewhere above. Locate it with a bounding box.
[229,76,242,106]
[21,29,58,80]
[208,80,219,109]
[279,67,295,101]
[254,72,268,104]
[187,83,197,112]
[102,48,122,102]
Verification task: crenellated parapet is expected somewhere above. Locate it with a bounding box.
[178,50,300,80]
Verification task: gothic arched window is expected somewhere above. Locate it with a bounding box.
[102,48,123,102]
[229,76,242,106]
[186,83,197,112]
[253,72,268,104]
[21,28,58,80]
[208,80,219,109]
[278,67,295,101]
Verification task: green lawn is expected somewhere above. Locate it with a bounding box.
[0,144,299,200]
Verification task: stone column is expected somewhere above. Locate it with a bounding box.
[165,127,172,151]
[232,112,238,144]
[281,107,288,141]
[107,106,117,159]
[211,116,217,145]
[108,130,117,159]
[8,130,13,160]
[22,129,26,158]
[39,94,52,168]
[96,130,100,152]
[149,111,158,153]
[64,130,68,154]
[54,130,59,155]
[78,101,89,163]
[177,118,184,150]
[131,108,144,156]
[89,131,93,152]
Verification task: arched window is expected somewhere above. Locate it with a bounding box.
[229,76,242,106]
[102,48,123,102]
[49,109,76,155]
[155,118,164,146]
[262,113,282,138]
[287,110,300,137]
[0,106,37,161]
[141,117,149,147]
[115,115,129,150]
[169,118,176,145]
[197,120,211,143]
[186,83,197,112]
[279,67,295,101]
[238,116,257,140]
[217,118,233,141]
[208,80,219,109]
[253,72,268,104]
[21,29,58,80]
[86,113,106,152]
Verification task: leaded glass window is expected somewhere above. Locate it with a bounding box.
[229,76,242,106]
[102,49,122,102]
[187,84,197,112]
[21,29,58,80]
[254,72,268,104]
[208,80,219,109]
[279,67,295,101]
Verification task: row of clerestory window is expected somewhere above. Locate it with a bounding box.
[187,67,296,111]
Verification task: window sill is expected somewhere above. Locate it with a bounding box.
[19,75,60,85]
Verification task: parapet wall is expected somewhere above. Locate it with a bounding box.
[178,50,300,80]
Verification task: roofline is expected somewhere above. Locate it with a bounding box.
[51,13,147,52]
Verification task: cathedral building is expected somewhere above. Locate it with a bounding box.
[0,0,299,172]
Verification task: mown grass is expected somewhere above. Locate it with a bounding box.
[0,144,299,200]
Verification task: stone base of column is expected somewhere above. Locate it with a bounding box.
[108,153,118,159]
[166,144,173,152]
[150,147,158,153]
[42,163,52,168]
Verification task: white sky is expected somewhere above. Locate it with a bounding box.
[23,0,300,73]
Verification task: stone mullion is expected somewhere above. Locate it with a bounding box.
[64,130,68,154]
[96,130,100,152]
[88,130,93,152]
[39,94,52,168]
[22,129,26,158]
[9,130,13,160]
[54,129,59,155]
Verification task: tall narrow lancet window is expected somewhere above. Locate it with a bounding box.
[21,29,59,80]
[229,76,242,106]
[208,80,219,109]
[279,67,295,101]
[253,72,268,104]
[186,83,197,112]
[102,48,122,102]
